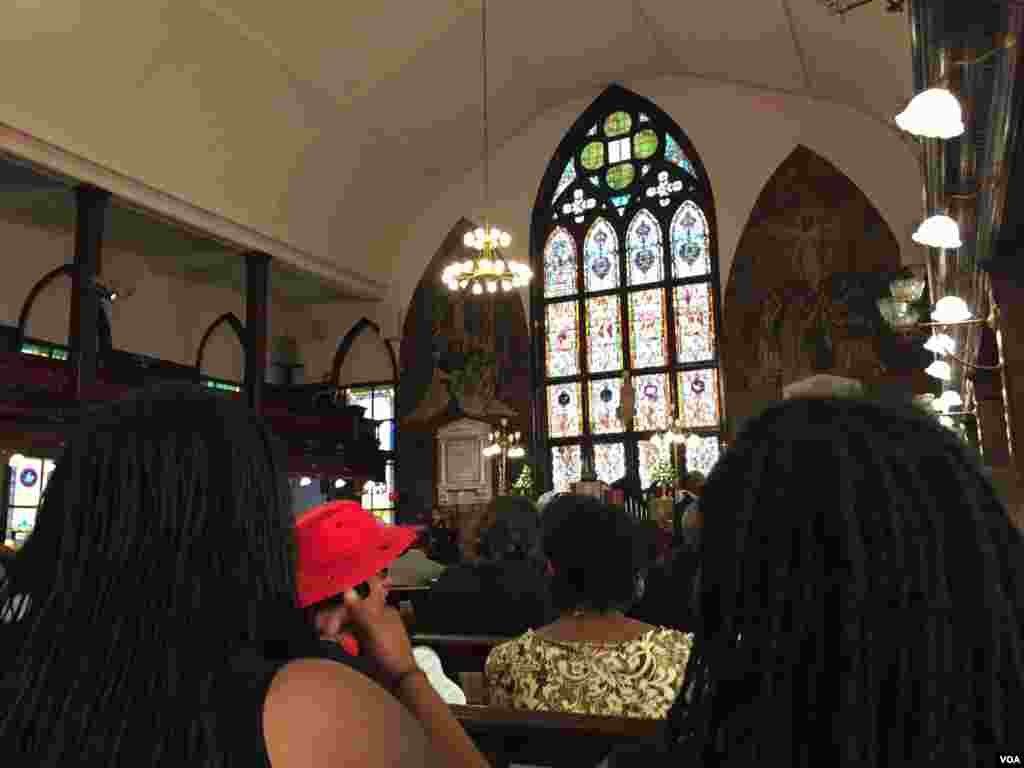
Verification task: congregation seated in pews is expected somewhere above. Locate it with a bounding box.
[0,387,1021,767]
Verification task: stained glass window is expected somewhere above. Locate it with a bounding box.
[671,201,710,279]
[665,135,697,177]
[589,377,623,434]
[628,289,667,368]
[684,434,721,477]
[551,444,582,492]
[607,163,635,190]
[544,227,578,298]
[547,383,582,438]
[535,88,719,494]
[584,217,620,292]
[594,442,626,485]
[633,129,658,159]
[678,368,720,428]
[626,209,664,285]
[581,142,605,170]
[586,295,622,373]
[553,160,576,202]
[674,283,715,364]
[605,111,632,137]
[545,301,579,377]
[633,373,670,431]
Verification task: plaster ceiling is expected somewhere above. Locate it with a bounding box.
[197,0,912,279]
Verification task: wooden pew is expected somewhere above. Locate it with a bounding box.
[409,633,511,674]
[451,705,665,768]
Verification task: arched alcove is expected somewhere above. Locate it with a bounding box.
[332,317,397,387]
[194,312,245,382]
[722,145,920,434]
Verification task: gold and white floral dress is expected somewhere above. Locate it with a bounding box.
[484,627,692,719]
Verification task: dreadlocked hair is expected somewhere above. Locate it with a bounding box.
[0,383,319,767]
[667,396,1024,767]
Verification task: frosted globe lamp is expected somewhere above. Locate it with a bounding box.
[924,333,957,355]
[925,360,952,381]
[931,296,972,323]
[913,215,962,249]
[895,89,965,139]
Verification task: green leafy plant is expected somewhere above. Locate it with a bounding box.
[448,349,496,401]
[650,456,677,487]
[511,465,535,499]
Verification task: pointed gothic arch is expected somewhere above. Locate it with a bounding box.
[15,264,113,355]
[331,317,398,387]
[530,84,725,493]
[194,312,245,374]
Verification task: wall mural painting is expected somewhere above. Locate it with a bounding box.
[722,145,931,426]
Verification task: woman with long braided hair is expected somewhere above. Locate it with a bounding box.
[665,397,1024,766]
[0,384,488,768]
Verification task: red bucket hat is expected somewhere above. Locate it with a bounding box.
[295,500,417,609]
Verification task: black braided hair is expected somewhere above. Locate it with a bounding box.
[667,396,1024,766]
[0,383,318,766]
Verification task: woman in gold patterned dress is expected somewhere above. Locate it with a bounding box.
[484,495,692,719]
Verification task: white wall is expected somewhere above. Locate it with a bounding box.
[390,76,923,323]
[0,215,318,377]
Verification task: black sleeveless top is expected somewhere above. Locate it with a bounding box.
[225,642,376,767]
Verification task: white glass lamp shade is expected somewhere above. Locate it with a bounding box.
[931,296,972,323]
[463,232,475,247]
[923,333,957,356]
[913,215,962,249]
[895,89,965,139]
[925,359,953,381]
[940,390,963,409]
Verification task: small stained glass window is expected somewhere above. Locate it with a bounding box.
[607,163,635,190]
[586,295,622,373]
[604,111,632,137]
[547,383,582,438]
[551,444,582,492]
[543,227,578,298]
[608,137,631,163]
[626,209,664,285]
[633,129,658,160]
[678,368,720,428]
[628,289,668,368]
[584,217,620,292]
[665,135,697,177]
[684,434,721,477]
[589,378,624,434]
[671,201,710,279]
[674,283,716,364]
[633,373,670,431]
[594,442,626,485]
[581,141,605,170]
[545,301,579,377]
[553,160,576,202]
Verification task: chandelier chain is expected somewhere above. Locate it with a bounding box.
[481,0,489,226]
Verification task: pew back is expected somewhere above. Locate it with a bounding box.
[452,705,664,768]
[410,633,510,674]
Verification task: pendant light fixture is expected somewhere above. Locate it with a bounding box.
[442,0,531,295]
[912,214,963,249]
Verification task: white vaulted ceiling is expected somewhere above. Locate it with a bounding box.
[0,0,912,299]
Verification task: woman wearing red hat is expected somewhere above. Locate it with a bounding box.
[0,384,489,768]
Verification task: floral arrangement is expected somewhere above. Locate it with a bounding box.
[650,456,677,487]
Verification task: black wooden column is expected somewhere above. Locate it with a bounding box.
[244,251,271,411]
[69,185,111,401]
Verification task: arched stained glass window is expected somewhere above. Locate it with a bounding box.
[531,85,724,493]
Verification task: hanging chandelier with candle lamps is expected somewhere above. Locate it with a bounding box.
[442,0,532,296]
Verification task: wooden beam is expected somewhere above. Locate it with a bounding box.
[68,185,110,402]
[244,251,271,411]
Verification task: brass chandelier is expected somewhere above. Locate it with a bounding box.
[442,0,531,295]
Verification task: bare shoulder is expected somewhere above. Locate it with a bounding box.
[263,658,431,768]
